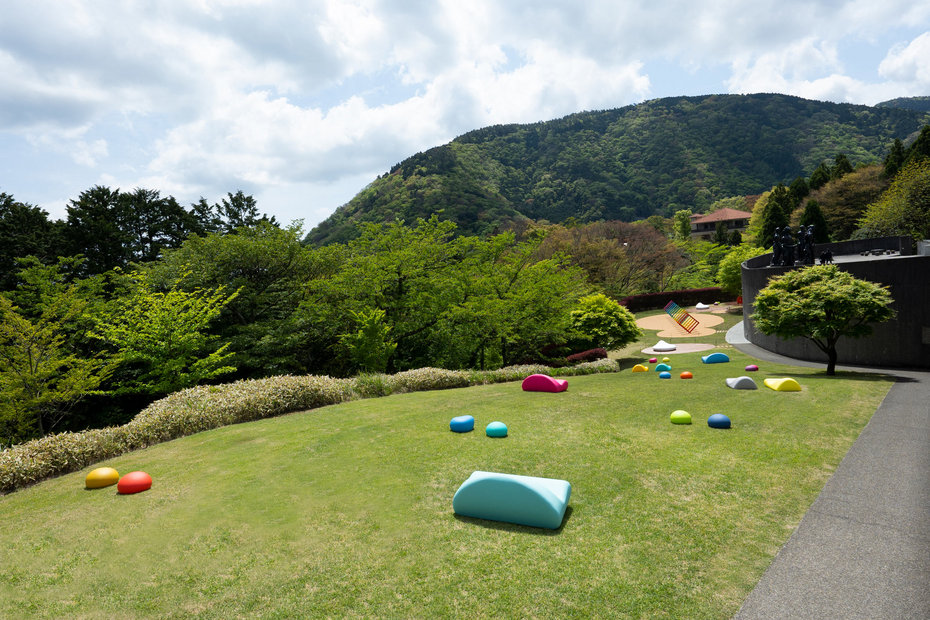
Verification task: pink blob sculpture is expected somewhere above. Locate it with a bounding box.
[522,374,568,393]
[649,357,658,364]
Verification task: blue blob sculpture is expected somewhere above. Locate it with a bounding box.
[707,413,732,429]
[701,352,730,364]
[452,471,571,529]
[450,415,475,432]
[659,371,672,379]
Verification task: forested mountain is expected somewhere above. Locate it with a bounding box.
[876,96,930,112]
[307,93,930,245]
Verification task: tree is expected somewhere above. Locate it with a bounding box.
[751,265,894,374]
[745,190,771,246]
[809,162,831,190]
[64,185,130,275]
[0,193,63,291]
[90,271,239,395]
[0,283,113,441]
[884,138,906,177]
[903,125,930,167]
[536,221,687,297]
[338,308,397,374]
[798,200,830,242]
[803,165,888,241]
[831,153,854,180]
[760,187,789,248]
[708,196,746,213]
[788,176,809,207]
[713,220,729,245]
[64,186,203,274]
[857,158,930,243]
[120,188,198,263]
[219,190,278,232]
[716,244,767,296]
[569,293,641,351]
[304,218,589,372]
[673,209,693,241]
[144,222,329,377]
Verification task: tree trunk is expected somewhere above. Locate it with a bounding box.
[826,346,837,375]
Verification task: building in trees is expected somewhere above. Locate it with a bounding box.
[689,208,752,242]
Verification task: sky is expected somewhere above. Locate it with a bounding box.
[2,1,930,230]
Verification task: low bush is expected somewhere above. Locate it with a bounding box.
[0,360,619,494]
[566,348,608,364]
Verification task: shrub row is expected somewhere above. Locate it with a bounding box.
[0,359,619,494]
[619,287,727,312]
[565,348,608,364]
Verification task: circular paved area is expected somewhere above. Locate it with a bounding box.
[635,311,724,338]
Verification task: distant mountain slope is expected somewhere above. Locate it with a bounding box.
[307,93,930,245]
[876,96,930,112]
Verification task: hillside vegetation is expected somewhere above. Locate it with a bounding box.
[308,93,930,244]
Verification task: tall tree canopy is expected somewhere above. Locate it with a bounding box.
[857,159,930,243]
[751,265,894,374]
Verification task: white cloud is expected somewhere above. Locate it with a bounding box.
[879,31,930,88]
[2,1,930,227]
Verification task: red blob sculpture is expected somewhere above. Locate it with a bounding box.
[521,374,568,393]
[117,471,152,495]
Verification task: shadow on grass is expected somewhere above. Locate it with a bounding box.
[452,506,573,536]
[757,368,900,382]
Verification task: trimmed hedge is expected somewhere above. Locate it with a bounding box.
[619,287,727,312]
[566,348,608,364]
[0,359,619,494]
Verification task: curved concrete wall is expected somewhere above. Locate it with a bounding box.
[741,239,930,369]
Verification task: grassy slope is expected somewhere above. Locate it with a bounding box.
[0,314,894,618]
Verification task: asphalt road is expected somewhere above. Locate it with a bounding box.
[727,323,930,619]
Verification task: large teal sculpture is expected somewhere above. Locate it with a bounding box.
[452,471,571,529]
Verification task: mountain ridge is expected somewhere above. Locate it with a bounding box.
[307,93,930,245]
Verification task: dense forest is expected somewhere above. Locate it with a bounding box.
[2,94,930,446]
[308,94,930,244]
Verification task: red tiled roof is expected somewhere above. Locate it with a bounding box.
[690,208,753,224]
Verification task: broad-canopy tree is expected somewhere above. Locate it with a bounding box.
[716,244,767,297]
[751,265,894,375]
[569,293,641,351]
[673,209,692,241]
[90,271,239,395]
[143,222,330,377]
[536,220,687,297]
[856,159,930,243]
[0,262,114,441]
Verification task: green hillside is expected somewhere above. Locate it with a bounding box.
[307,93,930,245]
[876,96,930,112]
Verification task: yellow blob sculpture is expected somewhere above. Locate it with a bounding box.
[763,377,802,392]
[632,364,649,372]
[85,467,120,489]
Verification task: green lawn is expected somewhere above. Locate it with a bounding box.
[0,334,893,618]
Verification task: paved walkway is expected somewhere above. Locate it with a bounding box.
[726,322,930,619]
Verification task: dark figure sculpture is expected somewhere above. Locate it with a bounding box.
[781,227,796,266]
[771,226,783,266]
[805,225,817,264]
[797,225,812,265]
[819,249,834,264]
